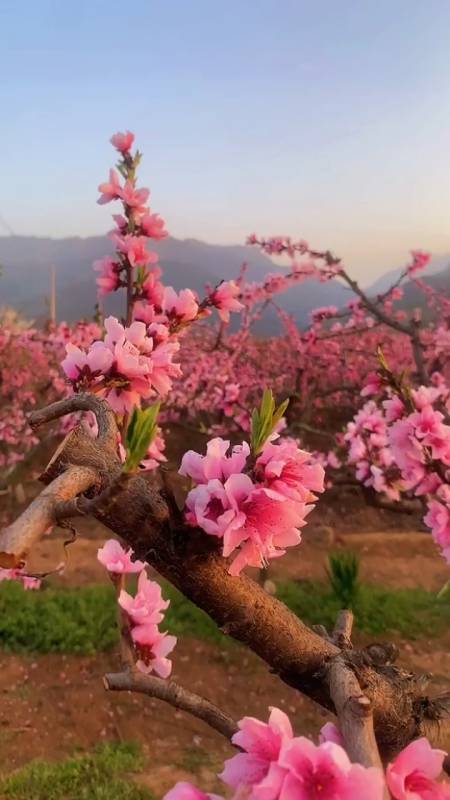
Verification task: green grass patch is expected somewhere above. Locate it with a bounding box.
[0,580,225,655]
[0,742,154,800]
[0,583,117,654]
[277,580,450,638]
[0,576,448,656]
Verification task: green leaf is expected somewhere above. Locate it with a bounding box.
[125,407,138,448]
[261,388,274,420]
[273,398,289,427]
[124,404,160,472]
[250,389,290,454]
[377,346,389,372]
[116,161,128,179]
[437,580,450,601]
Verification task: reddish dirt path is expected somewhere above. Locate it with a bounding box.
[0,643,320,793]
[0,632,449,794]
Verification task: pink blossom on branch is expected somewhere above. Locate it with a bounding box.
[347,372,450,565]
[131,623,177,678]
[220,707,385,800]
[61,341,114,383]
[141,212,168,240]
[180,436,323,575]
[163,287,199,323]
[118,569,169,625]
[110,130,135,153]
[407,249,432,277]
[140,430,167,471]
[255,438,325,503]
[319,722,344,747]
[180,437,250,484]
[164,709,450,800]
[0,568,41,591]
[97,169,122,204]
[112,233,158,268]
[386,738,448,800]
[279,737,385,800]
[208,280,244,322]
[97,539,146,574]
[114,565,176,677]
[119,181,150,212]
[220,707,293,795]
[165,783,223,800]
[93,257,121,296]
[62,315,181,413]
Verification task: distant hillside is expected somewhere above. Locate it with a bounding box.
[397,263,450,319]
[0,235,351,333]
[367,253,450,295]
[1,235,448,334]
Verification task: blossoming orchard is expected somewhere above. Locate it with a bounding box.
[1,132,450,798]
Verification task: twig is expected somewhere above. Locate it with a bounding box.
[332,609,354,650]
[110,573,135,670]
[104,670,238,741]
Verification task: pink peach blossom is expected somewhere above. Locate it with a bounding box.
[112,233,158,267]
[119,180,150,210]
[256,439,325,503]
[163,287,199,323]
[164,783,223,800]
[279,738,384,800]
[386,738,447,800]
[61,341,113,382]
[141,212,168,240]
[93,256,121,296]
[180,438,250,484]
[131,624,177,677]
[98,169,122,204]
[319,722,344,747]
[97,539,146,574]
[220,707,292,796]
[209,280,244,322]
[110,130,135,153]
[119,569,170,625]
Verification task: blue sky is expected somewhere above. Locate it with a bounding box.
[1,0,450,280]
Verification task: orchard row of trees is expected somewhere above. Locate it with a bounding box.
[0,131,449,797]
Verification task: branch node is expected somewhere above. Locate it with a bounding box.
[332,609,354,650]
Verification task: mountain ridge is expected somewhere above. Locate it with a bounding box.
[0,235,449,333]
[0,234,350,332]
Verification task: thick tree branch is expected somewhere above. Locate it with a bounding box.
[328,656,389,798]
[104,670,238,741]
[0,465,98,567]
[30,393,118,451]
[327,610,390,796]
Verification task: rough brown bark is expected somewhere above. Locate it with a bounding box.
[0,465,98,566]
